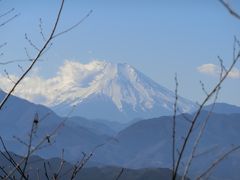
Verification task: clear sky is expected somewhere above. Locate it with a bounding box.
[1,0,240,106]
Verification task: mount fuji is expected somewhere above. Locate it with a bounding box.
[51,60,197,122]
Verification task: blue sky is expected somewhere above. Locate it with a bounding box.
[1,0,240,105]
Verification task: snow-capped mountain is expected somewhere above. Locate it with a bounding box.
[52,60,197,122]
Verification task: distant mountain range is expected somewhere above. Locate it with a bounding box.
[0,90,116,160]
[0,90,240,179]
[0,152,184,180]
[89,112,240,179]
[204,102,240,114]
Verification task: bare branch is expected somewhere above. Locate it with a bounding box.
[4,69,16,84]
[0,59,35,65]
[12,136,28,147]
[43,162,50,180]
[4,106,75,179]
[18,64,24,73]
[53,9,93,39]
[194,145,219,159]
[39,18,46,41]
[0,8,15,18]
[172,73,178,178]
[182,86,220,180]
[219,0,240,20]
[115,168,125,180]
[173,38,240,179]
[25,33,40,52]
[196,145,240,180]
[0,0,92,111]
[53,149,65,180]
[199,81,209,96]
[0,166,13,180]
[0,13,20,28]
[0,0,65,110]
[0,137,27,179]
[21,113,39,179]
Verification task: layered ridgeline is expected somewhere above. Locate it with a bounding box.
[1,90,240,179]
[50,61,197,122]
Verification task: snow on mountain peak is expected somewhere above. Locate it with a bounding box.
[0,60,196,121]
[56,60,148,111]
[55,60,195,114]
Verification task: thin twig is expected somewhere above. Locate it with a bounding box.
[43,162,50,180]
[0,8,15,18]
[52,10,93,39]
[182,61,224,179]
[69,144,105,180]
[194,144,219,159]
[115,168,124,180]
[39,18,46,41]
[181,87,220,180]
[4,106,75,179]
[53,149,65,180]
[0,13,20,27]
[172,73,178,179]
[219,0,240,20]
[0,137,27,179]
[196,145,240,180]
[25,33,40,52]
[21,113,39,179]
[173,39,240,179]
[0,59,35,65]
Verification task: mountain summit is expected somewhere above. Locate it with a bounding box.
[52,60,196,121]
